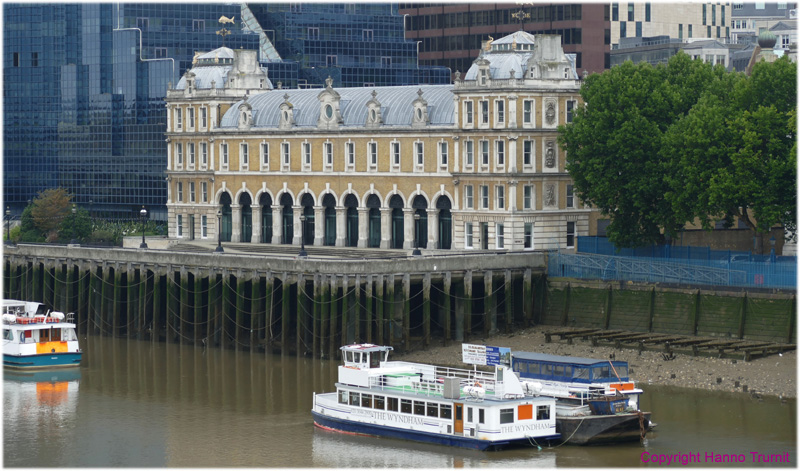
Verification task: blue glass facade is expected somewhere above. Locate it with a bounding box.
[3,3,257,218]
[247,3,450,88]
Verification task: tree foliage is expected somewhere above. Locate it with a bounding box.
[30,188,71,240]
[559,53,796,248]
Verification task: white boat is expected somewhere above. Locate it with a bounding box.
[2,300,82,369]
[311,344,560,451]
[511,351,653,445]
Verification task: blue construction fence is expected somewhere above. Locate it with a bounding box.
[549,236,797,289]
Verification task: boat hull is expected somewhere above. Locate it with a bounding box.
[556,412,652,445]
[3,352,83,369]
[312,410,558,451]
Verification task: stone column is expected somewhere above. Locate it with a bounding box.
[231,203,242,243]
[427,208,439,250]
[313,206,324,246]
[357,208,369,248]
[335,206,346,247]
[452,136,460,173]
[271,205,282,244]
[292,205,302,245]
[508,135,518,173]
[380,208,392,249]
[403,208,414,250]
[252,205,262,243]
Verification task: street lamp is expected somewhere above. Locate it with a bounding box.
[412,212,421,256]
[70,204,79,245]
[215,209,224,253]
[139,206,148,249]
[5,206,11,245]
[299,213,308,257]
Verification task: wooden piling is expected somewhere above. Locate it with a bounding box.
[484,270,495,335]
[443,271,451,346]
[196,271,204,346]
[365,275,373,344]
[423,273,431,347]
[403,273,410,351]
[341,275,350,346]
[281,273,290,353]
[329,275,338,359]
[504,269,512,333]
[463,270,472,340]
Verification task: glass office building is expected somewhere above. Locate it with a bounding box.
[3,3,258,219]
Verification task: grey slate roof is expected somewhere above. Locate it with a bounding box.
[176,66,232,90]
[220,85,456,129]
[464,52,533,80]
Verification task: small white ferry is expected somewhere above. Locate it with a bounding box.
[2,300,82,369]
[312,344,559,450]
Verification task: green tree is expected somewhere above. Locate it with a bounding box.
[58,207,92,243]
[559,53,795,248]
[30,188,71,241]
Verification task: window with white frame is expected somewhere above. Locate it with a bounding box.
[566,184,575,208]
[368,141,378,169]
[188,107,195,129]
[566,221,576,248]
[495,140,505,168]
[175,143,183,168]
[363,29,374,41]
[177,214,183,237]
[523,140,534,169]
[480,185,489,209]
[345,141,355,169]
[480,140,489,167]
[327,55,337,66]
[495,99,505,126]
[415,141,424,169]
[381,56,391,67]
[325,141,335,169]
[308,27,319,40]
[221,143,229,170]
[302,142,311,170]
[282,142,290,170]
[523,185,533,209]
[188,143,195,167]
[524,222,533,249]
[189,182,196,202]
[480,100,489,125]
[496,223,505,249]
[200,142,208,167]
[391,141,401,168]
[175,108,182,130]
[261,143,269,169]
[465,185,474,209]
[464,140,474,169]
[200,107,207,129]
[438,141,448,169]
[465,222,474,248]
[464,101,474,126]
[201,182,208,203]
[496,185,505,210]
[240,143,249,170]
[201,215,208,238]
[566,100,577,123]
[177,182,183,202]
[523,99,534,126]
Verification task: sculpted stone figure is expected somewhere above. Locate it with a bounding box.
[545,102,555,125]
[545,184,555,206]
[545,142,555,168]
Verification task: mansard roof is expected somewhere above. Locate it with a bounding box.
[464,31,578,81]
[219,85,455,129]
[175,47,272,90]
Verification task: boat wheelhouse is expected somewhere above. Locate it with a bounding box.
[510,351,652,445]
[312,344,560,450]
[2,300,82,369]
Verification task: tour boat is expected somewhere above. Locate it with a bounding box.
[2,300,82,369]
[511,351,653,445]
[311,344,560,451]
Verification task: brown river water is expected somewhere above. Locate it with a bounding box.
[3,335,796,467]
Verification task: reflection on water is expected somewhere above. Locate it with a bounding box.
[3,335,796,467]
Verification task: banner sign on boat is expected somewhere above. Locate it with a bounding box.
[462,344,511,366]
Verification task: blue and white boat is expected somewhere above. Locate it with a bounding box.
[312,344,560,451]
[2,300,82,369]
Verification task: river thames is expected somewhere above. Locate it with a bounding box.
[3,335,796,467]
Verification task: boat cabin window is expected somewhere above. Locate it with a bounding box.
[400,399,412,413]
[361,394,372,408]
[426,403,438,417]
[500,408,514,424]
[537,405,550,420]
[542,364,553,375]
[440,404,452,419]
[478,409,485,424]
[467,407,473,422]
[40,329,61,342]
[387,397,399,412]
[338,390,348,404]
[62,328,77,342]
[345,351,354,363]
[370,353,380,368]
[349,392,360,406]
[573,366,590,380]
[592,366,611,380]
[34,304,48,316]
[614,365,628,378]
[374,395,385,410]
[3,329,12,341]
[553,365,566,376]
[413,401,425,416]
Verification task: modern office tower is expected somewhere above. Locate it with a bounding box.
[398,3,609,76]
[245,3,450,88]
[609,2,731,46]
[3,3,257,219]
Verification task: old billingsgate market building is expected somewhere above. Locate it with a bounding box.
[165,31,595,252]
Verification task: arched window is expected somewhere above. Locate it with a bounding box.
[239,192,252,243]
[389,194,404,249]
[436,196,452,250]
[344,194,358,247]
[412,195,428,249]
[260,193,273,243]
[280,193,294,244]
[219,192,232,242]
[366,194,381,248]
[322,194,336,246]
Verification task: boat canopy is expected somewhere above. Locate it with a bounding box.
[511,352,629,384]
[340,344,393,369]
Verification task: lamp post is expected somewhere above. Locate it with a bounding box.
[70,204,79,245]
[139,206,148,248]
[769,235,776,263]
[299,214,307,257]
[412,212,421,256]
[215,209,224,253]
[5,206,11,245]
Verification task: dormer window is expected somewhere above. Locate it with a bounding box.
[411,89,429,128]
[325,104,333,119]
[279,94,295,130]
[317,77,342,130]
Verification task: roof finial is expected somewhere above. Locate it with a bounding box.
[512,9,530,30]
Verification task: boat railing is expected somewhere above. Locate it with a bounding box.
[65,312,75,324]
[376,361,498,395]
